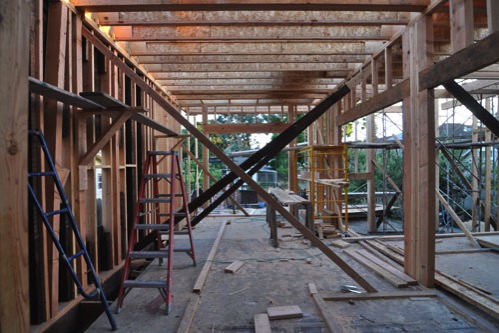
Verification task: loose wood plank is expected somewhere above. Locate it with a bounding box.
[177,295,201,333]
[193,220,228,293]
[344,249,408,288]
[355,250,417,285]
[330,239,351,249]
[254,313,272,333]
[323,290,436,301]
[267,305,303,320]
[435,272,499,318]
[224,260,244,274]
[308,283,343,333]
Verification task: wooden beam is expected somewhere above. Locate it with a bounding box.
[0,0,29,330]
[181,144,249,216]
[73,0,429,12]
[97,11,410,26]
[128,40,376,56]
[202,122,289,134]
[419,30,499,90]
[29,76,103,109]
[337,79,408,125]
[113,25,389,41]
[79,110,134,165]
[442,80,499,138]
[435,191,481,248]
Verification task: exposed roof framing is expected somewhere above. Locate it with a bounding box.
[73,0,496,114]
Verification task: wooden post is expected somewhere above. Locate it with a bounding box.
[288,106,297,191]
[484,98,492,231]
[202,105,210,207]
[487,0,499,33]
[402,16,436,287]
[366,61,377,233]
[450,0,474,53]
[30,0,50,322]
[44,1,68,315]
[0,0,30,331]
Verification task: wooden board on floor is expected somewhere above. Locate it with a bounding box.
[177,295,201,333]
[330,239,351,249]
[267,305,303,320]
[323,290,437,301]
[224,260,244,274]
[355,250,417,285]
[308,283,344,333]
[193,221,228,293]
[344,249,409,288]
[476,235,499,249]
[254,313,272,333]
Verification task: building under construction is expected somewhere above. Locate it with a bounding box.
[2,0,499,331]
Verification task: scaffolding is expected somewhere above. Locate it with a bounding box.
[293,145,349,230]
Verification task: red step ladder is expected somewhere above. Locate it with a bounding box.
[116,150,196,314]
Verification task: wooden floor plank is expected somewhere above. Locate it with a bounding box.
[254,313,272,333]
[267,305,303,320]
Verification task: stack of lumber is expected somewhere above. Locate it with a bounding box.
[344,248,416,288]
[360,239,499,318]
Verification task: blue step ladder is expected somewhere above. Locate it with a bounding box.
[28,130,117,331]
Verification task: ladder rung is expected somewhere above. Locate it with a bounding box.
[174,248,193,253]
[144,173,172,179]
[45,208,69,217]
[157,193,183,197]
[123,280,167,289]
[129,251,167,259]
[160,230,190,236]
[148,151,177,156]
[140,198,171,204]
[134,224,170,230]
[67,250,86,262]
[28,171,57,177]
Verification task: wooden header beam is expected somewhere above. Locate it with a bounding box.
[74,0,429,12]
[202,122,290,134]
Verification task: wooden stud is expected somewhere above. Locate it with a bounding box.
[0,0,30,330]
[44,1,68,315]
[254,314,272,333]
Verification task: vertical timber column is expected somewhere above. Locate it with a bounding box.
[487,0,499,33]
[402,16,436,287]
[484,99,492,231]
[70,12,88,290]
[288,106,297,191]
[202,105,210,207]
[366,61,378,233]
[0,0,29,331]
[44,1,68,315]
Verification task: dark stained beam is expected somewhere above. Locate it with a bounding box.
[420,29,499,90]
[442,80,499,138]
[189,85,350,224]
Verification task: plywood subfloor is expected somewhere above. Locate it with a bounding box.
[87,216,498,332]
